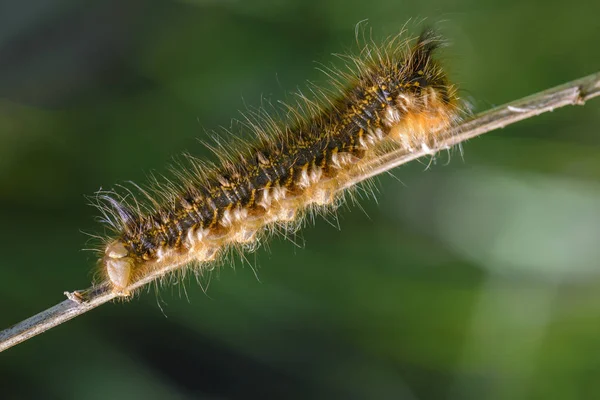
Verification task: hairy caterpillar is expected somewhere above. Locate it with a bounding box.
[93,28,463,297]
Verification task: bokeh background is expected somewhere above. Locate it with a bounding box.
[1,0,599,399]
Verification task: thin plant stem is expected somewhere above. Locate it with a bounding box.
[1,71,599,353]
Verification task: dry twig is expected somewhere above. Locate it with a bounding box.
[1,71,599,353]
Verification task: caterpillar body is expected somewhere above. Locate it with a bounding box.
[95,29,462,296]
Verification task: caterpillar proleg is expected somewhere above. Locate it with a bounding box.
[94,27,463,296]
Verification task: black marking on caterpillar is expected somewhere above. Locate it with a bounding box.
[92,28,463,296]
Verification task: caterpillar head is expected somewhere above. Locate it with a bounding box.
[102,241,135,296]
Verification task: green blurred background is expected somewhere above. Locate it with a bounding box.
[1,0,599,399]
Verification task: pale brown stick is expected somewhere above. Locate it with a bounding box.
[1,71,598,353]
